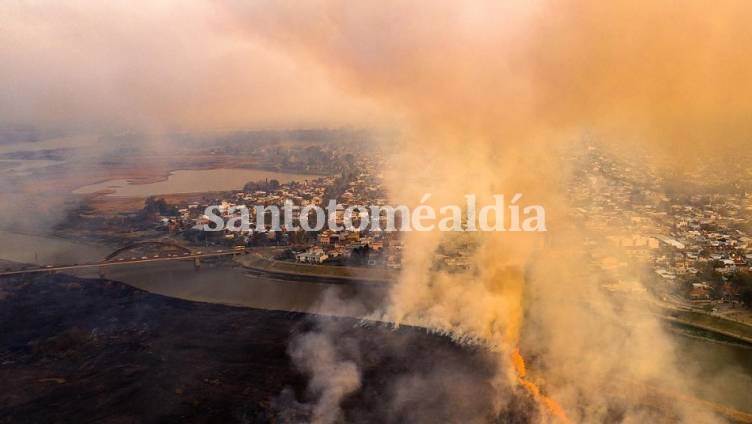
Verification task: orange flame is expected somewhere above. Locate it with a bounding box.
[511,349,570,423]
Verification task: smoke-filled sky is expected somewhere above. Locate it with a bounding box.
[3,1,751,149]
[0,1,390,131]
[4,1,752,422]
[3,1,750,160]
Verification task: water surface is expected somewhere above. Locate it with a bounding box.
[73,168,322,197]
[1,230,750,414]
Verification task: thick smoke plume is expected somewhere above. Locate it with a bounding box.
[229,1,752,422]
[4,1,752,422]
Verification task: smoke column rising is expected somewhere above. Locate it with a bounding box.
[3,0,752,421]
[229,1,752,422]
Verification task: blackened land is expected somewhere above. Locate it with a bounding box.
[0,274,533,423]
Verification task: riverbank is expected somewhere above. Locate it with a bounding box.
[235,250,397,285]
[3,224,751,349]
[2,273,751,423]
[0,273,527,423]
[72,168,322,197]
[663,309,752,345]
[237,250,752,347]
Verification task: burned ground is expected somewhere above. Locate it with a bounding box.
[0,274,536,423]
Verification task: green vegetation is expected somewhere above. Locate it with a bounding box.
[679,261,752,307]
[237,253,395,282]
[141,197,178,217]
[669,309,752,343]
[243,179,281,193]
[729,272,752,306]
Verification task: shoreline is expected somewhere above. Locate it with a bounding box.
[72,167,327,197]
[236,252,752,346]
[662,311,752,346]
[8,270,752,423]
[235,251,396,285]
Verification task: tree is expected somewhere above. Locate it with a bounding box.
[243,179,282,193]
[142,197,177,217]
[729,271,752,307]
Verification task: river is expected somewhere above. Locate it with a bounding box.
[0,230,750,413]
[0,230,377,314]
[72,168,322,197]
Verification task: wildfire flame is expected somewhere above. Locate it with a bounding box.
[511,348,570,424]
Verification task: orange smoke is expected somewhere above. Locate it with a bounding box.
[511,348,570,424]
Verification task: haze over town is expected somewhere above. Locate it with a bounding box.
[1,1,752,423]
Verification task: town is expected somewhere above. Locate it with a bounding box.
[141,155,406,271]
[116,142,752,323]
[567,142,752,323]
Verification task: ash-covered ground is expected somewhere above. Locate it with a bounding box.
[0,274,538,423]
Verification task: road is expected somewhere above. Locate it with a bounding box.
[0,250,242,276]
[1,230,750,419]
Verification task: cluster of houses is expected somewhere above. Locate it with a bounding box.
[292,238,403,269]
[156,176,335,235]
[154,157,404,269]
[570,144,752,303]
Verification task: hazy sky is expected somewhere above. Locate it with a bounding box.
[3,0,751,157]
[3,3,752,421]
[0,1,390,132]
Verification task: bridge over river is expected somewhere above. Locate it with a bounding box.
[0,230,751,419]
[0,240,244,277]
[0,230,377,315]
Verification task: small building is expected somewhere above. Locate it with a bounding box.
[295,247,329,264]
[688,282,712,301]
